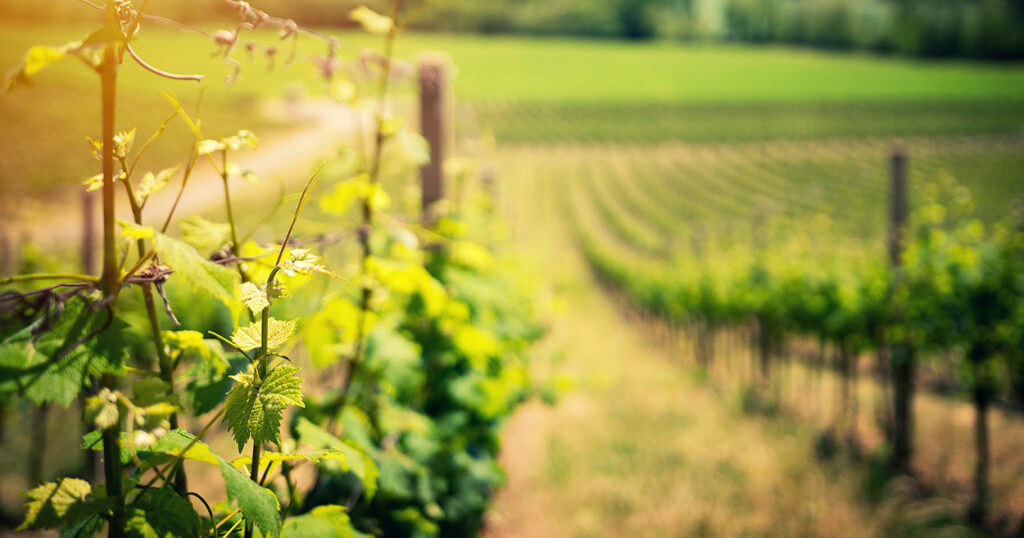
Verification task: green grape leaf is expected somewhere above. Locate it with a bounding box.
[2,41,83,91]
[0,298,126,406]
[350,6,393,35]
[183,352,239,415]
[230,318,297,353]
[260,364,304,408]
[295,417,378,499]
[315,174,389,214]
[302,297,367,368]
[364,182,391,212]
[226,161,259,183]
[60,514,104,537]
[391,129,431,167]
[82,428,219,467]
[179,215,231,255]
[136,165,179,201]
[153,232,240,315]
[163,330,213,362]
[389,507,439,538]
[318,177,365,215]
[124,487,200,538]
[450,240,495,272]
[219,455,281,538]
[196,139,225,155]
[224,365,304,451]
[118,219,155,241]
[224,130,259,150]
[282,505,364,538]
[82,170,126,192]
[240,282,270,314]
[113,129,137,160]
[18,478,109,531]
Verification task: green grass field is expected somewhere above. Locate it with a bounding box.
[2,20,1024,199]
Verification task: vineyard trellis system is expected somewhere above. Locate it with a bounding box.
[568,139,1024,533]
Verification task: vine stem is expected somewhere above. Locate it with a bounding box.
[0,273,98,284]
[220,149,249,287]
[244,264,275,538]
[119,158,188,494]
[99,4,123,536]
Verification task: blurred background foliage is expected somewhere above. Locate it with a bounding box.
[4,0,1023,58]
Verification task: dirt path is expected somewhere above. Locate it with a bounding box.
[483,146,880,537]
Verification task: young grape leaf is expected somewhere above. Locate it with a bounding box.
[136,165,180,201]
[196,139,222,155]
[2,41,82,91]
[17,478,109,531]
[219,455,281,538]
[240,282,270,314]
[132,378,173,407]
[224,130,259,150]
[390,129,430,167]
[226,161,259,183]
[350,6,393,35]
[82,170,126,192]
[153,232,240,315]
[123,488,200,538]
[113,129,137,160]
[230,318,297,353]
[279,249,324,277]
[224,365,304,451]
[118,219,155,241]
[178,216,231,255]
[318,178,365,215]
[163,330,214,362]
[364,182,391,212]
[302,297,368,368]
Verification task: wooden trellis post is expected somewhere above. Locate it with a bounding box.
[82,190,97,274]
[888,141,914,474]
[419,57,447,221]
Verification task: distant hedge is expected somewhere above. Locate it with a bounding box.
[722,0,1024,59]
[5,0,1022,59]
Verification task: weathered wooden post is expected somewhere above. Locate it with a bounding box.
[888,141,914,474]
[419,57,447,222]
[82,190,97,274]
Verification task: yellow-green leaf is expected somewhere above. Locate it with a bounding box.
[18,478,105,531]
[350,6,393,35]
[230,318,297,353]
[136,165,179,200]
[240,282,270,314]
[117,219,154,241]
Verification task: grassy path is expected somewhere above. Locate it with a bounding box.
[483,148,879,537]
